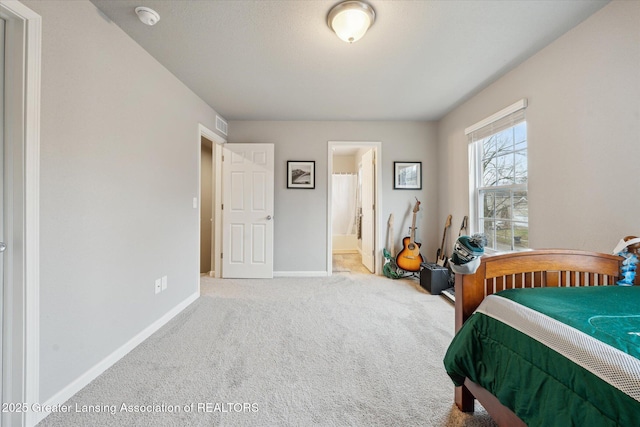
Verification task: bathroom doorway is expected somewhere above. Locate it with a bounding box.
[327,141,381,275]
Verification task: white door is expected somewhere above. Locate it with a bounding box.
[222,143,274,278]
[361,149,375,273]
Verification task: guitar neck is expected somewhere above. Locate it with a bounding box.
[437,215,453,262]
[410,213,417,243]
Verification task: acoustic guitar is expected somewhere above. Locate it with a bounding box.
[396,199,424,272]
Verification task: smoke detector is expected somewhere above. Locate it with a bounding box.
[135,6,160,26]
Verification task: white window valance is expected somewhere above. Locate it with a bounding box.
[465,99,528,139]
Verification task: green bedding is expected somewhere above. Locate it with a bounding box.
[499,286,640,359]
[443,286,640,427]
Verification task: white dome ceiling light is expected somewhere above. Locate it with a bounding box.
[327,1,376,43]
[135,6,160,26]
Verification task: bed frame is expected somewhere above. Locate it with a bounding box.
[452,249,632,426]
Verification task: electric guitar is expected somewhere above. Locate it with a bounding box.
[436,215,452,266]
[396,199,424,272]
[458,216,468,237]
[387,213,395,258]
[383,214,403,279]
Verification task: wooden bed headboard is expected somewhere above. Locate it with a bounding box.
[453,249,627,332]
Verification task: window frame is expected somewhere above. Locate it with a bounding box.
[466,99,528,252]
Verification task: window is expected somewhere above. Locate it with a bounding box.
[466,100,528,251]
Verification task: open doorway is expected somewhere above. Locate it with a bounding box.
[198,125,225,279]
[328,141,381,275]
[200,137,214,275]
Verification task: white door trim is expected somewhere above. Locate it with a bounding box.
[327,141,382,276]
[0,1,41,426]
[198,124,225,279]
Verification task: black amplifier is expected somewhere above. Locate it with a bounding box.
[419,263,451,295]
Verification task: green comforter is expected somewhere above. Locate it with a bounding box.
[443,286,640,427]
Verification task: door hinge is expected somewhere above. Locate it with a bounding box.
[221,253,223,259]
[221,204,224,210]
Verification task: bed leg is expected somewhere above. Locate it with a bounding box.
[455,384,475,412]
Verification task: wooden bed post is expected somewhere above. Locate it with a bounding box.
[455,383,475,412]
[453,263,486,412]
[454,262,486,333]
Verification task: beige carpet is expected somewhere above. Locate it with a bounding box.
[37,271,496,427]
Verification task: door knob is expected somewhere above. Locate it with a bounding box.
[0,242,6,252]
[267,215,272,220]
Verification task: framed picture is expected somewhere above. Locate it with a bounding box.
[287,161,315,189]
[394,161,422,190]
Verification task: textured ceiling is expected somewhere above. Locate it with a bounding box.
[90,0,608,121]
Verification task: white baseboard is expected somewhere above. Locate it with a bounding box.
[33,291,200,425]
[274,271,329,277]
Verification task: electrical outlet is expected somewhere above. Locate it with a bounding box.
[155,278,162,294]
[161,276,167,291]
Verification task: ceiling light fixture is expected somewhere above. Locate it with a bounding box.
[327,1,375,43]
[135,6,160,26]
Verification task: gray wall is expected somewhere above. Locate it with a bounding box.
[22,1,221,401]
[438,0,640,254]
[228,121,439,272]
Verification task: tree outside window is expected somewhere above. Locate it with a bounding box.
[469,108,528,252]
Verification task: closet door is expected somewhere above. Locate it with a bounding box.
[222,143,274,278]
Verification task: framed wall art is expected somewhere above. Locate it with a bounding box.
[287,161,315,189]
[394,161,422,190]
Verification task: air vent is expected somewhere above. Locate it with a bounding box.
[215,115,228,136]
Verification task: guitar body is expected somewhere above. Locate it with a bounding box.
[396,237,424,272]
